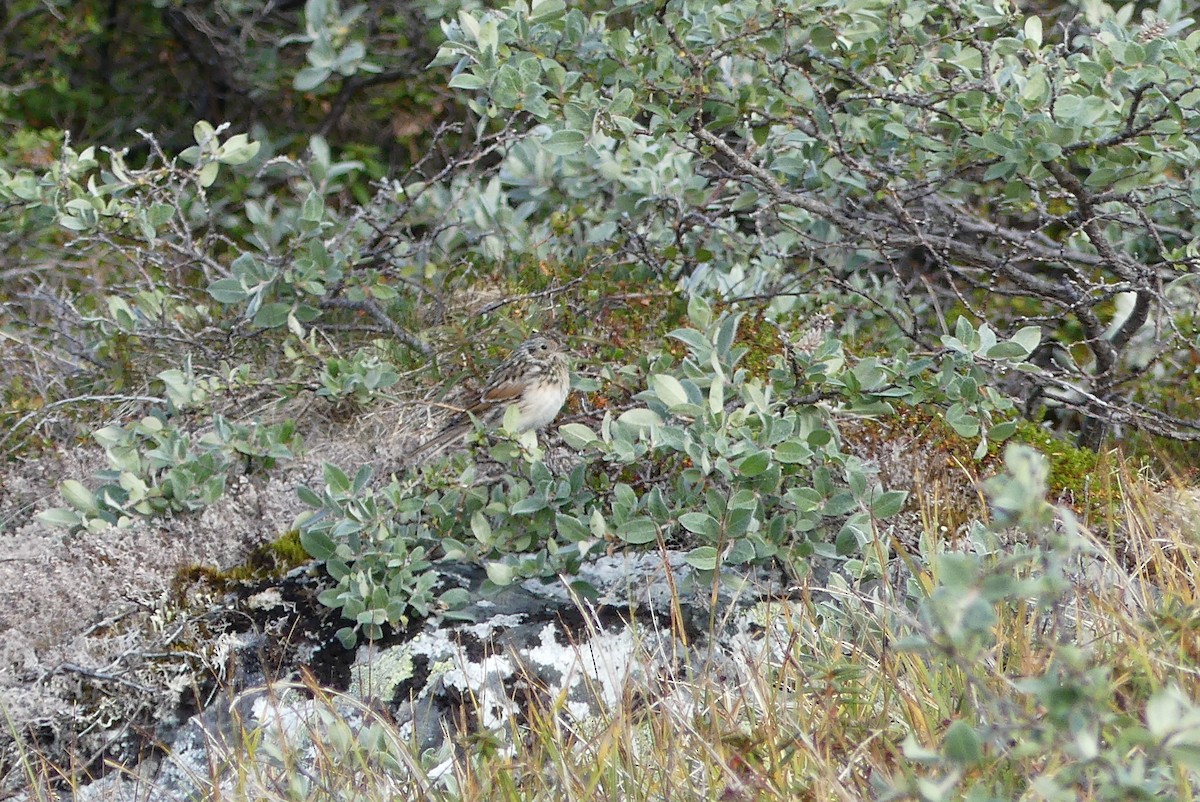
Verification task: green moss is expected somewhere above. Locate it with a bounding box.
[172,530,311,596]
[261,529,311,568]
[227,530,311,580]
[732,311,784,380]
[1012,421,1121,524]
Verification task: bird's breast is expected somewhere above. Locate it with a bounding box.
[518,380,569,432]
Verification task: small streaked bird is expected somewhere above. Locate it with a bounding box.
[412,334,570,460]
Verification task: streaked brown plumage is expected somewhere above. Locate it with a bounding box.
[412,335,570,460]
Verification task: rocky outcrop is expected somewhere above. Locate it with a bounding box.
[63,551,807,800]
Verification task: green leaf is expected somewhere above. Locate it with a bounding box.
[352,464,374,492]
[543,129,587,155]
[1033,142,1061,161]
[559,422,600,448]
[529,0,566,22]
[568,580,599,601]
[336,627,358,649]
[668,328,711,355]
[943,720,982,765]
[589,507,607,537]
[946,404,980,438]
[1023,15,1042,47]
[617,408,662,431]
[554,513,589,541]
[985,341,1028,359]
[678,512,719,538]
[60,479,99,514]
[324,463,351,493]
[253,303,291,329]
[1010,326,1042,355]
[192,120,216,147]
[295,66,332,91]
[471,511,493,542]
[683,546,719,570]
[651,374,689,408]
[787,487,822,512]
[301,190,324,222]
[810,25,836,50]
[197,161,220,188]
[736,450,771,477]
[774,440,813,464]
[1167,743,1200,772]
[58,214,88,232]
[708,377,725,415]
[208,278,247,304]
[988,420,1018,441]
[439,587,471,610]
[37,508,83,528]
[617,517,659,545]
[511,496,546,515]
[954,315,975,345]
[300,530,338,560]
[486,561,515,586]
[448,72,487,91]
[871,490,907,518]
[296,485,323,508]
[835,525,860,555]
[216,134,260,165]
[715,313,741,358]
[687,296,712,329]
[983,160,1016,181]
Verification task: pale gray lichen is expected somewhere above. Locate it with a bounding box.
[348,646,415,702]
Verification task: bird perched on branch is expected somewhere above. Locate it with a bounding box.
[412,334,570,461]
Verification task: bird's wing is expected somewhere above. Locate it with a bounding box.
[476,377,525,408]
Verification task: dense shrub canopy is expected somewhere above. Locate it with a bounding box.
[7,0,1200,450]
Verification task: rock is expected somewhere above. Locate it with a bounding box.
[61,551,799,800]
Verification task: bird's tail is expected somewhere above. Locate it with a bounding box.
[408,422,472,464]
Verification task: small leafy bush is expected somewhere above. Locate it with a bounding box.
[883,444,1200,799]
[39,414,300,532]
[317,348,401,405]
[297,464,437,647]
[298,299,877,643]
[297,293,1055,645]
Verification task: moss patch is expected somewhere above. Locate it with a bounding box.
[1011,421,1123,525]
[173,530,311,596]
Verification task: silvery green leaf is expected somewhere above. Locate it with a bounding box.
[617,517,658,544]
[871,490,907,518]
[668,328,711,357]
[683,546,718,570]
[60,479,99,514]
[678,512,718,537]
[651,374,688,408]
[617,408,662,431]
[708,376,725,415]
[1010,326,1042,355]
[559,423,600,449]
[485,561,514,586]
[985,341,1028,359]
[543,129,586,155]
[37,508,82,529]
